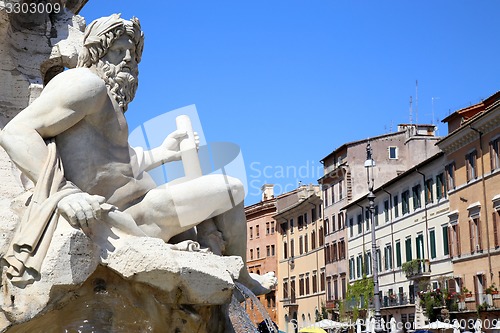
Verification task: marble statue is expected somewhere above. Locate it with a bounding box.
[0,13,275,298]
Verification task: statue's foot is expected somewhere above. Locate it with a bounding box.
[240,271,277,296]
[167,240,210,253]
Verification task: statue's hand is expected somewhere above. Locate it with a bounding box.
[57,192,106,235]
[160,130,200,163]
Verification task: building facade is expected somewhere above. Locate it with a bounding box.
[436,92,500,321]
[345,152,453,327]
[319,124,441,318]
[275,185,325,332]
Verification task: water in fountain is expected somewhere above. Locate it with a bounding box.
[228,282,278,333]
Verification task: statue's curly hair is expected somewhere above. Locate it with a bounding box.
[77,14,144,68]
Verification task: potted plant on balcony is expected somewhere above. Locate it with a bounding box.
[462,286,472,298]
[402,259,420,277]
[485,283,498,295]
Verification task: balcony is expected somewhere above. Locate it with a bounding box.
[402,259,430,280]
[282,296,298,307]
[383,293,414,308]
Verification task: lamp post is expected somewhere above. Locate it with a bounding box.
[365,142,382,333]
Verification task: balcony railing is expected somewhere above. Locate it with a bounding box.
[383,293,414,308]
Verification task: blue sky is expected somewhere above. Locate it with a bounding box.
[80,1,500,205]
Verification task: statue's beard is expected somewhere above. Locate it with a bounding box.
[97,61,138,112]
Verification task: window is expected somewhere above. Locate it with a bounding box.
[389,146,398,159]
[412,184,422,209]
[356,254,362,278]
[266,245,270,257]
[365,210,370,231]
[283,242,288,259]
[290,218,294,233]
[395,240,402,267]
[349,257,355,280]
[365,252,372,275]
[324,218,329,235]
[384,244,393,270]
[450,224,461,257]
[338,213,343,230]
[312,207,317,221]
[290,239,295,257]
[271,245,275,256]
[319,227,324,246]
[393,195,399,218]
[402,190,410,215]
[332,215,337,232]
[330,186,335,204]
[425,179,434,204]
[469,216,482,253]
[429,229,436,259]
[320,271,325,291]
[311,230,316,249]
[249,227,253,239]
[384,200,390,222]
[312,272,318,293]
[466,150,478,181]
[349,217,354,237]
[304,234,308,253]
[357,214,363,234]
[299,237,304,255]
[306,275,310,295]
[490,138,500,171]
[256,247,260,258]
[445,162,456,190]
[494,210,500,248]
[299,276,305,296]
[325,244,330,263]
[250,249,254,260]
[283,280,289,299]
[436,173,446,200]
[298,215,304,229]
[324,186,329,207]
[376,249,382,272]
[266,222,270,235]
[332,241,338,261]
[405,237,412,262]
[442,225,449,256]
[339,239,346,260]
[416,234,424,259]
[256,225,260,238]
[374,205,379,226]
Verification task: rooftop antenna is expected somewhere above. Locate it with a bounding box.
[415,80,419,124]
[409,96,413,124]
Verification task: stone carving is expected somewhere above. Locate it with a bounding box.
[0,13,275,331]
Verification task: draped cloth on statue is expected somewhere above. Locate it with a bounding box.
[2,139,80,285]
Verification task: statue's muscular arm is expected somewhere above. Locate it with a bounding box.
[0,69,108,183]
[0,68,109,232]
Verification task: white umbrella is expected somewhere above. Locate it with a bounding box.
[419,320,455,330]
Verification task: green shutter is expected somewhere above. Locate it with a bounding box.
[442,226,449,255]
[396,242,402,267]
[430,230,436,259]
[406,238,412,262]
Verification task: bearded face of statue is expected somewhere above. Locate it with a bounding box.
[97,34,140,112]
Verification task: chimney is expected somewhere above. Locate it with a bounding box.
[261,184,274,201]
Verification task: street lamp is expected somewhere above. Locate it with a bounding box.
[365,142,382,333]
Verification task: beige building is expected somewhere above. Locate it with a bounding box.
[436,92,500,321]
[319,124,441,319]
[275,185,325,332]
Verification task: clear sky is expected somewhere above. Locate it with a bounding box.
[80,1,500,205]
